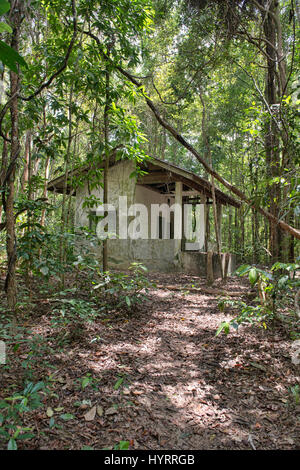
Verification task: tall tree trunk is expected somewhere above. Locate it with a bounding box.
[103,61,110,272]
[200,92,223,279]
[60,85,74,288]
[263,0,289,263]
[40,155,50,227]
[6,2,22,311]
[234,206,239,260]
[227,153,233,252]
[66,125,79,231]
[0,136,8,224]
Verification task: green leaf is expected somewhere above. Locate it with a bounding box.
[16,432,35,440]
[5,394,24,401]
[114,377,124,390]
[81,377,90,389]
[249,268,259,285]
[0,22,12,33]
[125,296,131,307]
[119,440,130,450]
[30,381,45,394]
[0,39,27,74]
[278,275,289,288]
[235,264,251,276]
[46,407,54,417]
[7,438,17,450]
[0,0,10,16]
[59,413,75,421]
[216,321,230,337]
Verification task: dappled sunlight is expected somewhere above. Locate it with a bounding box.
[2,272,298,450]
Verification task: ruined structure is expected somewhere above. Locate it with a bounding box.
[48,155,241,276]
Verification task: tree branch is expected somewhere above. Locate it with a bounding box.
[20,0,77,101]
[83,29,300,241]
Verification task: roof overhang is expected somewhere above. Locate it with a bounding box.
[138,157,240,207]
[47,155,241,208]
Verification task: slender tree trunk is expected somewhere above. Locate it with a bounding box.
[0,136,8,224]
[103,62,110,272]
[228,154,233,252]
[200,92,223,279]
[66,125,79,231]
[60,85,74,288]
[205,203,210,252]
[40,155,50,227]
[234,207,239,259]
[25,128,33,292]
[6,2,23,311]
[249,152,260,263]
[263,0,289,263]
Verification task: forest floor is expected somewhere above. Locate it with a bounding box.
[0,272,299,450]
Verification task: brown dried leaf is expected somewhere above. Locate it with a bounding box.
[84,406,96,421]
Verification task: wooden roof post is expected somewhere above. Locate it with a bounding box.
[201,192,206,251]
[174,181,182,260]
[205,197,210,252]
[217,203,222,251]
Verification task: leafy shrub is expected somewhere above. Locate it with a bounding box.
[0,381,45,450]
[237,261,300,317]
[50,297,100,343]
[216,261,300,336]
[92,262,153,313]
[216,301,270,336]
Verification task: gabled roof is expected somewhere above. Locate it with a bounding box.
[47,154,241,208]
[140,157,240,207]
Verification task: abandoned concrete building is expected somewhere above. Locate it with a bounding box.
[48,155,241,277]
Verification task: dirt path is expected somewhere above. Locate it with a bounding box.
[4,273,300,450]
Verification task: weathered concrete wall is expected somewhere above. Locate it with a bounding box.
[181,252,236,278]
[74,160,179,271]
[75,159,136,227]
[107,239,178,271]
